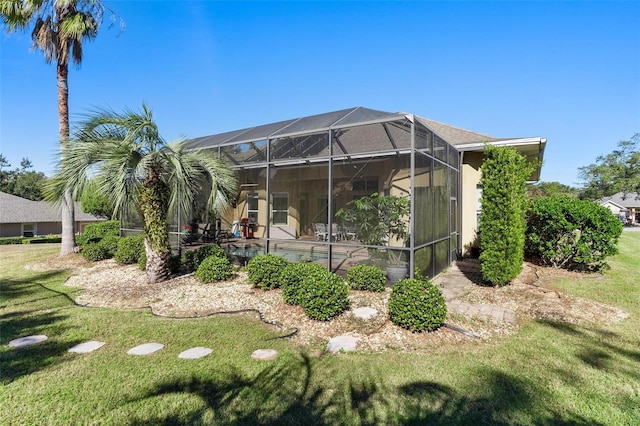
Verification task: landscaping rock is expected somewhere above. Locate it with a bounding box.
[353,307,378,320]
[251,349,278,360]
[8,335,47,347]
[127,343,164,355]
[178,347,213,359]
[326,335,358,353]
[68,341,105,354]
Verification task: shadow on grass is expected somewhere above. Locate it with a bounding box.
[1,271,80,384]
[540,320,640,375]
[126,354,602,425]
[0,270,70,308]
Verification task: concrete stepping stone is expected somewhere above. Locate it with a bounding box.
[251,349,278,360]
[178,347,213,359]
[69,341,105,354]
[326,335,358,353]
[353,307,378,320]
[8,335,47,347]
[127,343,164,356]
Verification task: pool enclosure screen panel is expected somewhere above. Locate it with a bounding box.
[268,162,328,239]
[331,154,411,249]
[209,112,459,278]
[414,151,434,246]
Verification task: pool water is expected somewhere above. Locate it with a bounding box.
[224,246,346,262]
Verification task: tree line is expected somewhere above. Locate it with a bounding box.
[0,155,47,201]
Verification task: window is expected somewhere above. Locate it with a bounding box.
[22,223,36,237]
[352,178,378,192]
[247,193,259,223]
[272,193,289,225]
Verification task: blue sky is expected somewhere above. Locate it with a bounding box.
[2,1,639,186]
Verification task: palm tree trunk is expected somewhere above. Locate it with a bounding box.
[57,61,76,256]
[144,239,169,284]
[140,168,170,283]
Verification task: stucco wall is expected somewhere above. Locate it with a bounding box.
[0,223,22,238]
[460,152,483,256]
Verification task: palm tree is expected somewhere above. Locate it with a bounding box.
[1,0,112,256]
[48,104,238,283]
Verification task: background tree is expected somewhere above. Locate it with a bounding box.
[48,104,238,284]
[527,181,579,200]
[80,179,113,218]
[0,154,12,191]
[479,145,535,286]
[578,133,640,200]
[0,155,47,200]
[1,0,117,255]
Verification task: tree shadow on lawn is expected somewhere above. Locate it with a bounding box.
[1,271,83,384]
[539,320,640,376]
[126,353,601,425]
[0,271,70,309]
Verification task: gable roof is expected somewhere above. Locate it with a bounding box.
[0,192,104,224]
[599,192,640,209]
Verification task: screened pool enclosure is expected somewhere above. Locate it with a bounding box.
[179,107,461,279]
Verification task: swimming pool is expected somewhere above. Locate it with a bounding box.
[223,245,347,263]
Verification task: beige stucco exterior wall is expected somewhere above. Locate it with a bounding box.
[460,152,484,256]
[0,220,103,238]
[0,223,22,237]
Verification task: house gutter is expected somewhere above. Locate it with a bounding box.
[457,137,547,181]
[455,137,546,152]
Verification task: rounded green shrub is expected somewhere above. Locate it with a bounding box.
[280,263,319,305]
[138,250,147,271]
[115,235,144,264]
[81,243,109,261]
[168,254,182,274]
[196,256,234,283]
[180,250,195,271]
[388,278,447,332]
[525,196,623,271]
[246,254,289,290]
[182,245,226,271]
[98,235,120,258]
[77,220,120,248]
[299,267,350,321]
[346,264,386,292]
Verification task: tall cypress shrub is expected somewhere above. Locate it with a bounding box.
[479,146,535,285]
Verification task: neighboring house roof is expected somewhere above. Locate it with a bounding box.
[599,200,627,212]
[599,192,640,209]
[0,192,104,223]
[185,106,546,179]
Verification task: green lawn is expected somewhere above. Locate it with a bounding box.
[1,235,639,425]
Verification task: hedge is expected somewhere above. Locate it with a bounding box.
[1,236,63,245]
[478,145,534,286]
[525,196,623,271]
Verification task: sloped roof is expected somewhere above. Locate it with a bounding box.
[188,107,406,149]
[599,192,640,209]
[0,192,103,223]
[185,106,546,179]
[187,106,533,148]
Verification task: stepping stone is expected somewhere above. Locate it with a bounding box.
[326,335,358,353]
[178,347,213,359]
[69,341,105,354]
[127,343,164,356]
[353,307,378,320]
[8,335,47,347]
[251,349,278,360]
